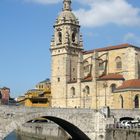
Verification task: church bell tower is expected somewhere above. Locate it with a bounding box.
[50,0,83,107]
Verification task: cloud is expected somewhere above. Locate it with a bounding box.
[23,0,140,27]
[123,33,140,45]
[74,0,140,27]
[24,0,61,4]
[124,33,136,41]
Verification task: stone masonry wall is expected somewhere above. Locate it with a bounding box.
[105,128,140,140]
[17,122,70,140]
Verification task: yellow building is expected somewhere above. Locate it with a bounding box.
[22,79,51,107]
[16,96,26,106]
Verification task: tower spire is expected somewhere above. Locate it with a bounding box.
[63,0,72,11]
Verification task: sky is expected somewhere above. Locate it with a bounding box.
[0,0,140,98]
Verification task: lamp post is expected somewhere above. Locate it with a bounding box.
[103,82,108,106]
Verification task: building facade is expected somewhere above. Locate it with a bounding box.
[0,87,10,105]
[17,79,51,107]
[50,0,140,109]
[24,79,51,107]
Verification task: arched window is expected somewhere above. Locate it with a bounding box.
[120,95,124,109]
[99,60,104,70]
[0,91,2,99]
[72,32,76,42]
[134,95,139,108]
[83,61,89,73]
[71,87,75,96]
[58,78,60,82]
[116,56,122,69]
[99,63,104,70]
[85,86,90,95]
[110,84,116,92]
[39,85,41,89]
[58,32,62,43]
[64,3,66,9]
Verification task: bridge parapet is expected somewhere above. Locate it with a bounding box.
[110,109,140,121]
[0,106,107,140]
[1,107,138,140]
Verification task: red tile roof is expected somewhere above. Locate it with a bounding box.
[67,81,77,84]
[96,43,133,52]
[82,50,94,54]
[83,43,138,54]
[117,79,140,90]
[98,73,124,80]
[82,75,92,82]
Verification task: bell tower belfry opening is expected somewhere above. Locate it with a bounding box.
[63,0,72,11]
[50,0,83,107]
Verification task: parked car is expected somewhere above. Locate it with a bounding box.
[120,120,140,128]
[130,120,140,127]
[120,120,129,127]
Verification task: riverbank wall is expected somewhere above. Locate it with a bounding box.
[105,128,140,140]
[16,122,70,140]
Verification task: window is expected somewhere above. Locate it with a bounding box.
[58,32,62,43]
[58,78,60,82]
[116,56,122,69]
[73,78,76,81]
[84,61,89,73]
[85,86,90,95]
[110,84,116,92]
[64,3,66,9]
[72,32,76,42]
[120,95,124,109]
[134,95,139,108]
[71,87,75,96]
[99,63,104,70]
[0,92,2,99]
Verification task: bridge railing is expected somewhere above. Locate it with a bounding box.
[106,123,140,131]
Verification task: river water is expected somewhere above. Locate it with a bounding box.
[4,131,62,140]
[4,131,43,140]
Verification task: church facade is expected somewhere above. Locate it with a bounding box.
[50,0,140,109]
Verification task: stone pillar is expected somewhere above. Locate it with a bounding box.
[91,51,99,109]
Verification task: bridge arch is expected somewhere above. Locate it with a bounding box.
[42,116,90,140]
[3,110,91,140]
[119,117,134,121]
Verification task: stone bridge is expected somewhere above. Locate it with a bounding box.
[111,109,140,121]
[0,106,139,140]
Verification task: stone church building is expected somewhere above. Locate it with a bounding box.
[50,0,140,109]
